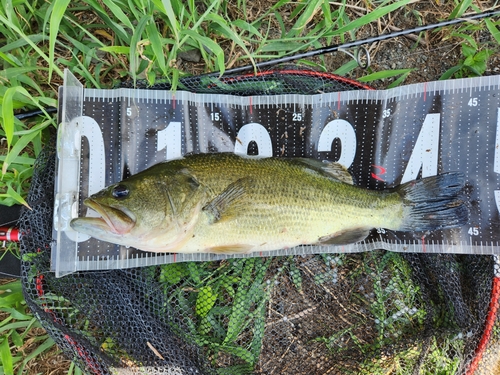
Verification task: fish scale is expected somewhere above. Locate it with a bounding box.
[177,154,397,251]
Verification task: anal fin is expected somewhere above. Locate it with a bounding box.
[318,228,370,245]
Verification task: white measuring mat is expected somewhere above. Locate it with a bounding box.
[52,70,500,277]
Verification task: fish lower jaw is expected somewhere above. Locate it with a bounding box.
[71,217,118,236]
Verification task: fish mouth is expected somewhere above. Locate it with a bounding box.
[73,198,137,235]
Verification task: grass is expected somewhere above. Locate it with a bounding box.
[0,0,499,373]
[0,279,57,375]
[155,258,275,372]
[312,251,466,375]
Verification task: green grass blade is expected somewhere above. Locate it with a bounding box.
[249,293,267,361]
[0,338,14,375]
[333,59,359,76]
[0,34,46,54]
[273,11,286,38]
[10,331,22,348]
[67,362,84,375]
[129,14,150,84]
[485,18,500,44]
[223,259,255,344]
[330,0,416,36]
[231,19,262,38]
[100,0,134,30]
[99,46,131,54]
[145,16,167,76]
[125,0,143,21]
[451,32,477,48]
[387,69,414,88]
[1,86,15,150]
[82,0,131,42]
[47,0,71,80]
[13,74,44,96]
[288,0,323,37]
[181,29,225,75]
[449,0,473,19]
[178,0,220,47]
[0,185,30,209]
[2,131,38,176]
[358,68,415,83]
[0,51,18,66]
[206,13,256,70]
[158,0,179,42]
[17,336,55,375]
[217,344,255,363]
[0,308,32,322]
[1,85,53,163]
[0,295,24,310]
[0,321,34,331]
[36,96,58,109]
[259,41,306,53]
[3,0,21,31]
[0,15,61,77]
[0,281,22,294]
[196,286,217,318]
[0,155,35,165]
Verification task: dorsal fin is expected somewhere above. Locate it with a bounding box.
[292,158,354,185]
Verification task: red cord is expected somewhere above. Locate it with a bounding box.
[465,276,500,374]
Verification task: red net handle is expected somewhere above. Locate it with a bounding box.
[0,226,20,242]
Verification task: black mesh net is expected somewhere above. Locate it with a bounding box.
[20,70,500,374]
[121,67,373,95]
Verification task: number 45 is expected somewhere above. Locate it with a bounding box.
[468,227,479,236]
[468,98,478,107]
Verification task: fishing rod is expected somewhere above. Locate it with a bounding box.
[203,8,500,77]
[14,106,57,120]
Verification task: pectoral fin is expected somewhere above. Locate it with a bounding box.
[203,177,252,223]
[318,228,370,245]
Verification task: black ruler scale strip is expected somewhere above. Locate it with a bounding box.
[53,71,500,277]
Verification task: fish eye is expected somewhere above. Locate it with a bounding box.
[112,184,129,199]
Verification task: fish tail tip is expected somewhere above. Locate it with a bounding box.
[398,173,469,231]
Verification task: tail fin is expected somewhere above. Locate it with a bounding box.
[397,173,469,231]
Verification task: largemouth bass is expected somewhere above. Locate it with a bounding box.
[70,153,468,254]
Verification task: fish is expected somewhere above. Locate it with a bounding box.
[70,153,468,254]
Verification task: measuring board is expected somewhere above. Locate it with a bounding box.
[52,70,500,277]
